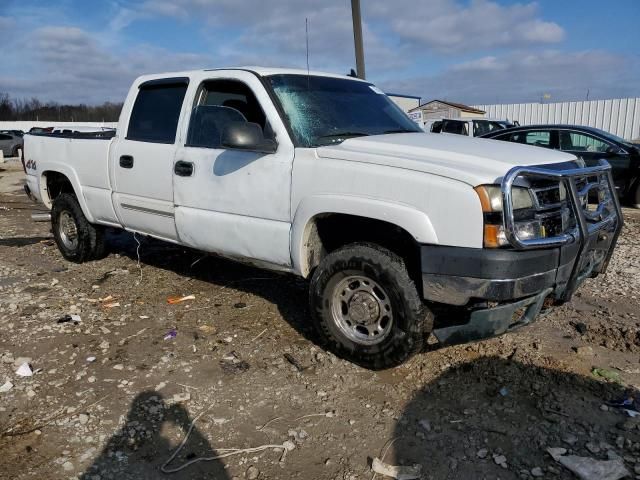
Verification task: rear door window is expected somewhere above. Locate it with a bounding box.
[127,80,188,143]
[442,120,468,136]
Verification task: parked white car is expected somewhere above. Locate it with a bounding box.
[430,117,518,137]
[23,67,621,369]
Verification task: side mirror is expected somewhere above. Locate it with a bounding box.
[605,145,625,156]
[221,122,277,154]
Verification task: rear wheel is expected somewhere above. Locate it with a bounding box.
[51,193,105,263]
[309,243,432,370]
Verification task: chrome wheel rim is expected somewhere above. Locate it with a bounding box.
[330,274,393,345]
[58,211,78,250]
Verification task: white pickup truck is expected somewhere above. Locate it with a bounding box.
[23,67,622,369]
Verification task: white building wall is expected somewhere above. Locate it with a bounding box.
[388,95,421,113]
[473,98,640,141]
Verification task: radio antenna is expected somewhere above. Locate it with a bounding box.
[305,17,310,88]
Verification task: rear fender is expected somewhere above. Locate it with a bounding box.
[40,163,96,223]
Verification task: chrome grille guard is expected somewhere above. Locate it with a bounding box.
[501,159,623,299]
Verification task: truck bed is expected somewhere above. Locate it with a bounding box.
[24,132,116,211]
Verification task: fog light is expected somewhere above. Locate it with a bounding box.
[514,220,544,241]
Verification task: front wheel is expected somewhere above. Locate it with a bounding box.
[309,243,432,370]
[629,181,640,209]
[51,193,106,263]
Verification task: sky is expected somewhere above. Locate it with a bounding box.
[1,0,639,106]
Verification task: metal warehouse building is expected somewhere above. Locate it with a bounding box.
[473,98,640,142]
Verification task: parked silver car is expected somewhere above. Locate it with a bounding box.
[0,132,24,157]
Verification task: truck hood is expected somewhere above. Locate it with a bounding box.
[316,132,576,186]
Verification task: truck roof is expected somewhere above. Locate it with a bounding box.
[134,67,368,84]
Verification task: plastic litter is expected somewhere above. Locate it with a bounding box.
[167,295,195,305]
[499,386,509,396]
[592,367,620,382]
[16,363,33,377]
[607,390,639,410]
[86,356,96,363]
[103,302,120,308]
[606,390,640,416]
[0,380,13,393]
[371,458,422,480]
[57,314,81,324]
[547,447,629,480]
[164,329,177,340]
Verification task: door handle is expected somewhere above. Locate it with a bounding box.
[119,155,134,168]
[174,160,194,177]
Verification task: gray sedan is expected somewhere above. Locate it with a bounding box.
[0,132,23,157]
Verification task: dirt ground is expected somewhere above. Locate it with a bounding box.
[2,159,640,480]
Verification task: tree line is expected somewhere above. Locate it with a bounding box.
[0,93,123,122]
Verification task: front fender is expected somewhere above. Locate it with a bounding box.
[291,194,438,276]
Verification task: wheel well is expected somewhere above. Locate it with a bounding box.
[43,171,75,208]
[302,214,422,286]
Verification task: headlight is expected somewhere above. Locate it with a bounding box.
[474,184,542,248]
[474,185,533,212]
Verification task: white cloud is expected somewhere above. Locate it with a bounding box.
[1,0,637,105]
[137,0,563,66]
[373,0,564,52]
[0,26,212,103]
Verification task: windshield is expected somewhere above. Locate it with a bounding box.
[267,74,422,147]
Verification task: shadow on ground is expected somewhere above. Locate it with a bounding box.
[80,391,230,480]
[391,356,638,479]
[105,229,315,342]
[0,236,52,247]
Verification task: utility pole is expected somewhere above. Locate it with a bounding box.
[351,0,365,79]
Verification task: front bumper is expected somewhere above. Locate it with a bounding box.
[423,159,623,346]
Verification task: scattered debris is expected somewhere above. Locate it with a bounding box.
[574,322,588,335]
[198,324,216,334]
[172,392,191,403]
[592,367,621,382]
[167,294,195,305]
[163,329,177,341]
[246,465,259,479]
[371,457,422,480]
[531,466,544,477]
[547,447,629,480]
[103,302,120,309]
[220,352,250,374]
[477,448,488,459]
[493,453,507,468]
[574,345,594,356]
[418,419,431,432]
[283,353,305,372]
[15,362,33,377]
[57,314,81,324]
[0,380,13,393]
[607,391,639,411]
